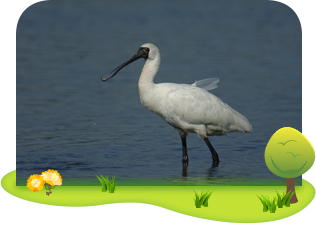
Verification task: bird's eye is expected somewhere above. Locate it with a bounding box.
[143,48,150,53]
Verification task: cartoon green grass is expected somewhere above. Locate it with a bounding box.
[193,190,213,208]
[264,127,315,203]
[95,174,116,193]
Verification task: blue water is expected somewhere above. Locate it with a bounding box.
[16,0,302,186]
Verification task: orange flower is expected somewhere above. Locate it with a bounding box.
[27,174,45,192]
[41,169,62,186]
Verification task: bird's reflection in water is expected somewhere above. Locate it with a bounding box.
[182,162,219,177]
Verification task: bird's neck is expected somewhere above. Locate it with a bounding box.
[138,57,160,91]
[138,57,160,109]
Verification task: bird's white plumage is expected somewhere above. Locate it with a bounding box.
[137,43,252,138]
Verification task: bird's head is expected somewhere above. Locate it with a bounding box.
[101,43,159,82]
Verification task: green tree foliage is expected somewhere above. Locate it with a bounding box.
[265,127,315,178]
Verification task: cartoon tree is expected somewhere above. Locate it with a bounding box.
[264,127,315,203]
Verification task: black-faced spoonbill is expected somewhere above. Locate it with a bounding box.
[101,43,252,169]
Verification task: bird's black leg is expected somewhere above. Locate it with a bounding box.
[203,137,220,167]
[180,133,189,166]
[180,132,188,177]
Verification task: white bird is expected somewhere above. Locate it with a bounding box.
[101,43,252,168]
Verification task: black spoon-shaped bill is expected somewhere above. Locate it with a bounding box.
[100,47,149,82]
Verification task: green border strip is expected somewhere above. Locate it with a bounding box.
[0,160,316,224]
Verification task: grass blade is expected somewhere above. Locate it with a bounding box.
[276,191,284,208]
[257,195,269,212]
[108,176,116,193]
[200,192,208,204]
[95,174,102,187]
[95,174,107,192]
[269,197,277,213]
[193,191,202,208]
[285,190,295,207]
[282,190,292,206]
[193,190,213,208]
[203,191,213,207]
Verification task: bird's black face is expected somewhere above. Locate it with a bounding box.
[137,47,150,59]
[101,47,150,82]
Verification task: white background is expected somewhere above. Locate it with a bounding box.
[0,0,316,232]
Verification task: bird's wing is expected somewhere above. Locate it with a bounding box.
[163,85,226,125]
[162,85,252,133]
[191,78,219,91]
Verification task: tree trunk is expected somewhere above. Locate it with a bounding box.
[286,178,298,204]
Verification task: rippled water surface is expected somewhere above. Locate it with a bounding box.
[16,0,302,185]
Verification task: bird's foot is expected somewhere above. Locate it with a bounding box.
[182,162,188,177]
[212,159,220,168]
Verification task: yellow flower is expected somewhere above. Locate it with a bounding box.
[27,174,45,192]
[41,169,62,186]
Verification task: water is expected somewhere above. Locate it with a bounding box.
[16,0,302,186]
